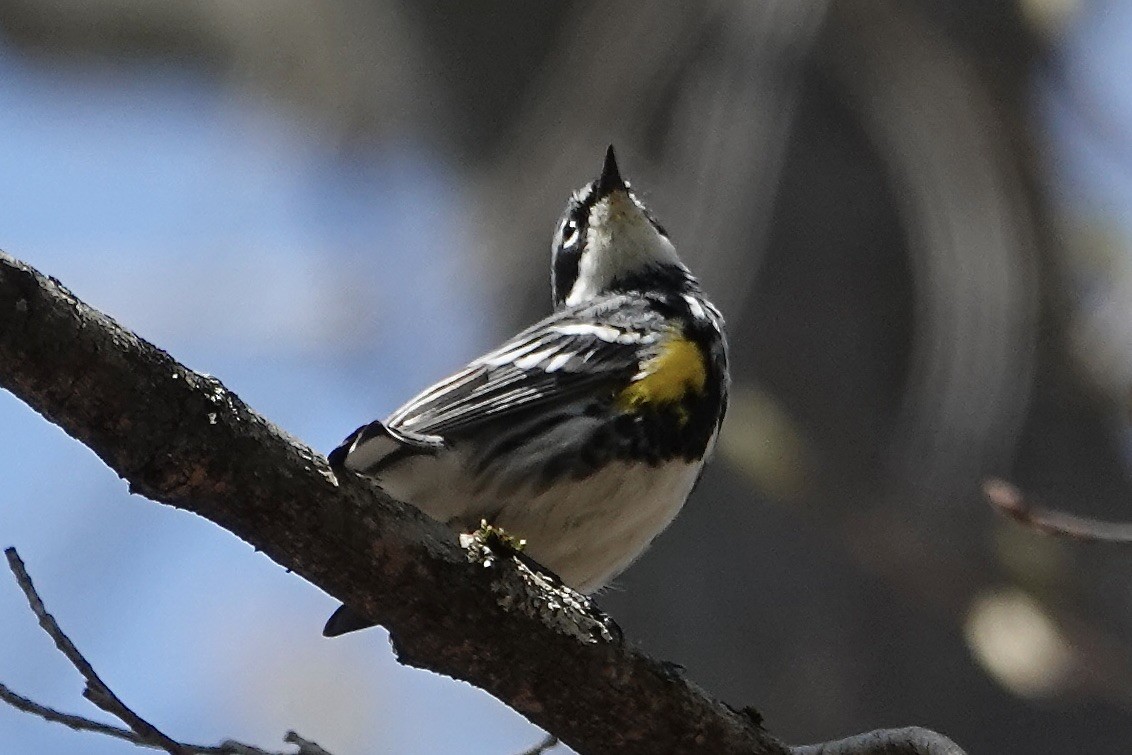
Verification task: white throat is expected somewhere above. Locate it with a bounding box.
[566,191,682,306]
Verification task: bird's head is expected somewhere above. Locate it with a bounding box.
[550,146,686,307]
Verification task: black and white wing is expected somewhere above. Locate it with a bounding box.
[330,295,663,474]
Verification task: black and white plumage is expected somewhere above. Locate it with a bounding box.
[324,147,728,637]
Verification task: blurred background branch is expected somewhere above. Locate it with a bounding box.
[987,477,1132,542]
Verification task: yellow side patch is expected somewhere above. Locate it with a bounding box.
[616,335,707,412]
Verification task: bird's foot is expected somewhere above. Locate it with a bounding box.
[460,520,621,645]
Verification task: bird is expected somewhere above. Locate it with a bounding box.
[323,146,728,637]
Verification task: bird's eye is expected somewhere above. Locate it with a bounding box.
[561,219,580,248]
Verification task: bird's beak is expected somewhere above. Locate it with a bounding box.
[595,145,628,199]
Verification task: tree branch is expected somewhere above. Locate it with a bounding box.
[0,250,964,754]
[792,727,966,755]
[5,548,190,754]
[0,680,151,748]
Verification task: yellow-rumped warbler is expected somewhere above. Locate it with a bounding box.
[324,146,728,636]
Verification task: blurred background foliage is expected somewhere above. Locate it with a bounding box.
[2,0,1132,752]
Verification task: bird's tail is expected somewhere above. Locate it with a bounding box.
[324,420,445,637]
[323,604,377,637]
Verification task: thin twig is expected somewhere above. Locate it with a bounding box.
[984,479,1132,544]
[283,732,335,755]
[4,547,190,754]
[515,733,559,755]
[1,547,331,755]
[0,678,295,755]
[0,680,230,754]
[0,680,143,743]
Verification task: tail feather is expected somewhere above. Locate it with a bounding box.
[323,604,377,637]
[324,422,445,638]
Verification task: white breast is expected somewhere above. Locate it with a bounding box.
[501,459,703,592]
[375,452,704,593]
